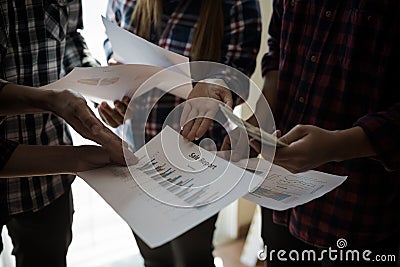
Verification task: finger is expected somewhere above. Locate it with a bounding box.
[75,105,103,136]
[195,118,212,140]
[108,57,121,65]
[181,107,198,139]
[99,103,121,128]
[122,96,131,106]
[114,100,128,118]
[273,146,298,162]
[180,102,192,128]
[195,108,216,140]
[272,130,282,138]
[279,125,307,145]
[187,118,203,141]
[99,102,124,127]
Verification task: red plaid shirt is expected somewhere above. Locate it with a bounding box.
[262,0,400,248]
[105,0,262,145]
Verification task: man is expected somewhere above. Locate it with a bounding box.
[250,1,400,266]
[0,1,101,266]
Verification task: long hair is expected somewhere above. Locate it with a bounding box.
[131,0,224,61]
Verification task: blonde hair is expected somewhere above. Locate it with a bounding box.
[131,0,224,61]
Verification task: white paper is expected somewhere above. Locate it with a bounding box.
[41,18,193,103]
[243,162,347,211]
[41,64,192,103]
[78,126,259,248]
[41,64,160,103]
[78,127,347,247]
[102,16,190,78]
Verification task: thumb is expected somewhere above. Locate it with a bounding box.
[278,125,307,145]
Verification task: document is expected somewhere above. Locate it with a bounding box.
[78,126,261,248]
[41,18,192,103]
[243,162,347,210]
[102,16,190,77]
[41,64,191,103]
[219,104,288,147]
[78,127,347,247]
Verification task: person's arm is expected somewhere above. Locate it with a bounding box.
[180,0,262,140]
[220,0,281,153]
[249,125,376,173]
[0,83,138,177]
[0,144,125,178]
[0,83,131,154]
[63,0,101,75]
[354,103,400,171]
[249,101,400,173]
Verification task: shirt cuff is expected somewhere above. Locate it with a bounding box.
[354,105,400,171]
[261,51,279,77]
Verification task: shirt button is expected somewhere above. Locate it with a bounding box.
[298,96,305,103]
[291,0,295,7]
[325,10,332,18]
[310,55,317,62]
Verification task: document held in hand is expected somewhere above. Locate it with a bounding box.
[78,126,261,248]
[77,127,347,248]
[41,17,192,103]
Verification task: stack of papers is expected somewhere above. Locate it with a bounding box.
[78,127,347,248]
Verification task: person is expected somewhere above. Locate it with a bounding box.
[0,84,136,178]
[99,0,262,266]
[224,1,400,266]
[0,1,133,266]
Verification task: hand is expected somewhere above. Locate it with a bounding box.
[108,55,122,66]
[98,96,131,128]
[1,144,138,178]
[271,125,377,173]
[181,81,233,141]
[78,144,138,172]
[47,90,135,159]
[250,125,338,173]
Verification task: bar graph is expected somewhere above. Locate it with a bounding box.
[134,154,221,207]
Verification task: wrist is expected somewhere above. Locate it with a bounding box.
[24,87,58,112]
[74,146,110,172]
[331,127,376,162]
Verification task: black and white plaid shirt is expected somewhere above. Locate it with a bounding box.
[0,0,100,216]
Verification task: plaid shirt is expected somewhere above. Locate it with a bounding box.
[262,0,400,248]
[0,84,18,170]
[0,0,99,217]
[105,0,261,145]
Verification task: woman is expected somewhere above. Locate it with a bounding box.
[100,1,261,266]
